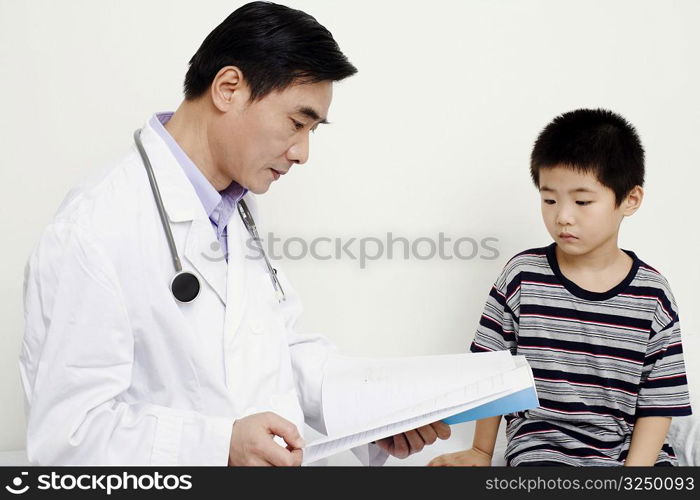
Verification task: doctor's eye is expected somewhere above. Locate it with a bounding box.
[291,119,305,131]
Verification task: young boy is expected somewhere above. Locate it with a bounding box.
[430,109,692,466]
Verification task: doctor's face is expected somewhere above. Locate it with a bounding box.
[212,79,333,194]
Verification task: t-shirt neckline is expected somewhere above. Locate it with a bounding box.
[545,243,640,301]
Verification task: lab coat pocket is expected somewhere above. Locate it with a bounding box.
[248,271,286,336]
[247,308,287,339]
[248,317,266,336]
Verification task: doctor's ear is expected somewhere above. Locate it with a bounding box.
[211,66,248,111]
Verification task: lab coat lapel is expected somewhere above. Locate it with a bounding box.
[138,121,228,305]
[223,196,251,343]
[182,218,228,305]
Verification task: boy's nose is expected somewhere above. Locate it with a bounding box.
[555,210,575,227]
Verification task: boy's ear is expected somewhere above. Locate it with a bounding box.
[622,186,644,216]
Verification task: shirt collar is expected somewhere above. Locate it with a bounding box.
[149,112,247,219]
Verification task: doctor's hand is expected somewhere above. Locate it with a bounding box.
[375,421,451,459]
[228,412,305,466]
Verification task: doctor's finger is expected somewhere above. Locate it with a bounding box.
[264,413,305,449]
[390,433,411,459]
[262,441,300,467]
[290,448,303,466]
[430,421,452,440]
[403,429,426,455]
[243,456,275,467]
[277,444,303,466]
[373,437,393,454]
[415,424,438,445]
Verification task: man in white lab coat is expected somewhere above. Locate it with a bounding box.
[20,1,450,466]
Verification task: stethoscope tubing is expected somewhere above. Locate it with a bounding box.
[134,129,184,274]
[134,127,285,303]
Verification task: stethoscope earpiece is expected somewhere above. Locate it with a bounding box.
[171,271,201,303]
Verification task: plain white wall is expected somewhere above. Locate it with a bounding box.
[1,0,698,455]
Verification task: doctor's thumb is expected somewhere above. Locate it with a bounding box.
[266,413,305,449]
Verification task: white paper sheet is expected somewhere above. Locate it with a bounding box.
[302,354,536,465]
[320,351,517,436]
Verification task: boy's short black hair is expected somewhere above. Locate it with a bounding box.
[530,108,645,205]
[183,1,357,101]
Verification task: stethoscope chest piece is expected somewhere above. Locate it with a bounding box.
[170,271,201,303]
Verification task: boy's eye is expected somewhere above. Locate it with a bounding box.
[291,119,305,131]
[543,199,556,205]
[576,201,592,206]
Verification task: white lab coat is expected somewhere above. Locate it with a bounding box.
[20,119,383,466]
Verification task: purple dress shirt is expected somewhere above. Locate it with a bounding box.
[150,112,247,261]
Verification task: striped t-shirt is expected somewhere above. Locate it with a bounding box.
[470,244,692,466]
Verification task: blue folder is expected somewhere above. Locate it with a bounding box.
[442,387,539,425]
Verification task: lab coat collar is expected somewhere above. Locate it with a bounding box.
[137,120,228,305]
[137,121,203,223]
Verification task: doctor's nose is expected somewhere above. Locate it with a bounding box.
[286,134,310,165]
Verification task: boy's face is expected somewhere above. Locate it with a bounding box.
[539,166,642,257]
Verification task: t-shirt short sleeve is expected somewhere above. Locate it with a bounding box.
[470,265,520,355]
[636,291,692,418]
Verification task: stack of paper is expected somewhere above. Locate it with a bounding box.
[302,351,537,465]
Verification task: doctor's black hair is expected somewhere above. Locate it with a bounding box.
[183,1,357,101]
[529,108,645,206]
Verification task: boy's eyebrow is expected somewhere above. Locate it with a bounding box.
[539,186,597,194]
[295,106,329,125]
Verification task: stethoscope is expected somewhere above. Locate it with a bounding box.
[134,128,286,304]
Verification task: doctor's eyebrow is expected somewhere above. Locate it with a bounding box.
[296,106,329,125]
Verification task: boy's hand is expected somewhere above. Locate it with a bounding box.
[427,447,492,466]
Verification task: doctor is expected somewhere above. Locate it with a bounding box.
[20,1,450,466]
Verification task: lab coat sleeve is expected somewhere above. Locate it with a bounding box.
[20,222,233,465]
